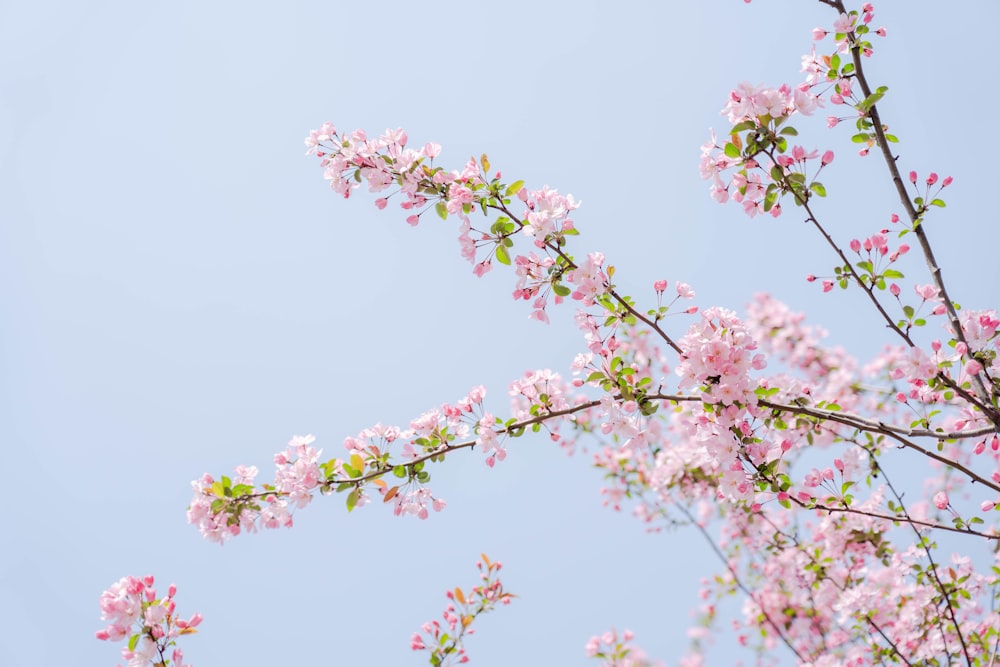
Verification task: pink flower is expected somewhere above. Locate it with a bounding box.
[933,491,949,510]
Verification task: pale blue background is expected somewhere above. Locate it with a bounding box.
[2,2,998,666]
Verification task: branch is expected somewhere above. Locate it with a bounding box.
[757,397,1000,494]
[832,0,997,416]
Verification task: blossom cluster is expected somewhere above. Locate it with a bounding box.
[96,575,201,667]
[410,555,513,666]
[585,628,658,667]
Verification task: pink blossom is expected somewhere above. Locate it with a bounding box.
[933,491,949,510]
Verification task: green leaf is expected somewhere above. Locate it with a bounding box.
[883,269,904,279]
[346,489,359,512]
[779,126,798,136]
[128,633,140,652]
[851,133,869,143]
[552,283,571,297]
[930,199,946,208]
[350,453,365,476]
[435,201,448,220]
[809,182,827,197]
[495,244,511,266]
[858,89,885,112]
[393,465,407,478]
[724,143,740,158]
[504,180,525,196]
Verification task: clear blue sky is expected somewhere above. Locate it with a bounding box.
[2,1,998,665]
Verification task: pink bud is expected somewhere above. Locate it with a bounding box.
[834,458,844,472]
[812,28,827,40]
[821,150,834,165]
[926,173,938,186]
[982,501,996,512]
[889,283,900,297]
[890,213,899,223]
[850,239,861,252]
[942,176,953,187]
[964,359,983,376]
[806,274,816,282]
[933,491,949,510]
[909,171,917,184]
[653,279,668,292]
[827,116,839,128]
[374,197,388,210]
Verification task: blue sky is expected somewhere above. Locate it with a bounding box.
[2,1,999,666]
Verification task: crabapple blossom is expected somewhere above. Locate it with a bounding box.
[175,2,1000,666]
[96,576,200,667]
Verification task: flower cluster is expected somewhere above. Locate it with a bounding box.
[410,555,514,666]
[96,575,201,667]
[188,387,503,543]
[585,628,658,667]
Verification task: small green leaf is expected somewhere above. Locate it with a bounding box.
[724,143,740,158]
[435,201,448,220]
[346,489,359,512]
[552,283,571,297]
[780,126,798,136]
[930,199,946,208]
[851,133,869,143]
[883,269,904,279]
[504,180,525,196]
[495,244,511,266]
[809,182,827,197]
